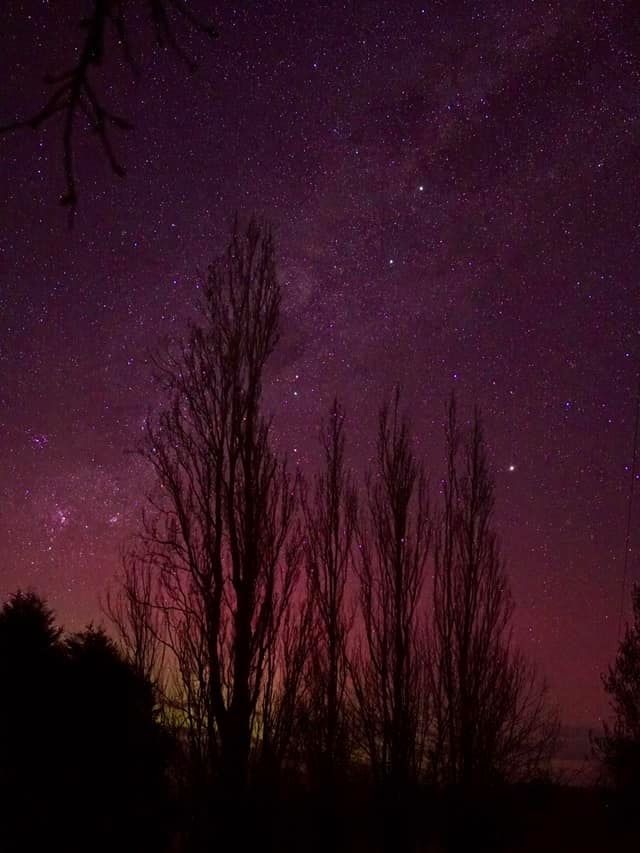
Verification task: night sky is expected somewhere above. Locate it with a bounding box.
[1,0,638,725]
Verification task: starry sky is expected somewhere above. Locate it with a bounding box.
[1,0,639,725]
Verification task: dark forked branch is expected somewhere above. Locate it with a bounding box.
[1,1,217,221]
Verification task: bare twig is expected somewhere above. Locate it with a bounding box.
[1,1,217,222]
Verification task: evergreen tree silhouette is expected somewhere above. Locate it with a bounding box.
[0,592,173,853]
[0,591,65,852]
[63,626,173,853]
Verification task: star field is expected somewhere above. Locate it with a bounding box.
[1,0,639,725]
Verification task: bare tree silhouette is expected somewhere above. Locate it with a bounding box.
[104,551,165,685]
[130,218,298,827]
[257,580,311,785]
[300,398,357,791]
[595,582,640,795]
[429,398,557,790]
[352,388,431,799]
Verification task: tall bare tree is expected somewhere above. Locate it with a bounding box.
[595,583,640,793]
[134,218,298,811]
[430,398,557,789]
[352,389,431,798]
[301,398,357,788]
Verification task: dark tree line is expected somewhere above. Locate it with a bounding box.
[0,218,561,853]
[3,217,639,851]
[101,217,558,851]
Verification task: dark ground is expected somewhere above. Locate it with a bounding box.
[256,783,640,853]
